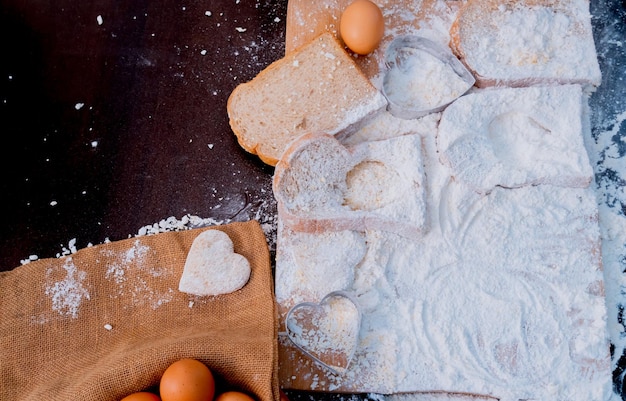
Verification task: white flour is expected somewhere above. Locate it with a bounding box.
[275,85,612,400]
[588,110,626,351]
[438,85,594,193]
[458,0,601,86]
[44,257,90,319]
[274,133,427,239]
[383,48,469,111]
[103,239,174,310]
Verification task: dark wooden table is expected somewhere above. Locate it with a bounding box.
[0,0,281,271]
[2,0,625,400]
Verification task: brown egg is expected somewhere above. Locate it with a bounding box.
[339,0,385,55]
[120,392,161,401]
[214,391,255,401]
[159,359,215,401]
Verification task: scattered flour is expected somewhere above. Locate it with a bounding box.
[44,257,90,319]
[135,214,224,236]
[588,110,626,354]
[103,239,174,309]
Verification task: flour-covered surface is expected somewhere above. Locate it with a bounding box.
[279,0,624,400]
[276,101,612,399]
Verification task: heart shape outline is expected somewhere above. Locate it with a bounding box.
[285,291,362,374]
[179,229,251,296]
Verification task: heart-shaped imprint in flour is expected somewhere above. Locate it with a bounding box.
[285,291,361,374]
[179,229,251,296]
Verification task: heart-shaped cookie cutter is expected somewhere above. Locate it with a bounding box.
[285,291,362,374]
[382,35,475,119]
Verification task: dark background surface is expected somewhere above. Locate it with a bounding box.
[1,0,625,400]
[0,0,282,270]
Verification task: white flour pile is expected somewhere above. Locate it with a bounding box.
[438,85,594,193]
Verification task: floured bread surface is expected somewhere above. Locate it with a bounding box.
[227,32,387,166]
[273,132,427,239]
[179,229,251,296]
[437,84,593,193]
[450,0,601,88]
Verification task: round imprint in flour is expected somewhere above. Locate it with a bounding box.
[285,291,361,374]
[344,161,402,211]
[420,264,567,387]
[487,111,552,169]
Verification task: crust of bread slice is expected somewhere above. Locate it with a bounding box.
[227,32,387,166]
[273,132,427,239]
[449,0,601,89]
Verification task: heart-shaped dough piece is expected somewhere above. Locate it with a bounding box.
[285,291,361,374]
[179,229,251,296]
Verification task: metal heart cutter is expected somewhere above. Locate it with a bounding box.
[382,35,476,119]
[285,291,362,374]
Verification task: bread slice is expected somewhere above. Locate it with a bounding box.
[227,32,387,166]
[437,84,594,194]
[449,0,601,89]
[273,132,427,239]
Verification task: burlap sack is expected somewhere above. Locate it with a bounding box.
[0,220,279,401]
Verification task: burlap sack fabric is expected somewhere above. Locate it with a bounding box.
[0,220,279,401]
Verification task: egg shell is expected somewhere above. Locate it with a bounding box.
[339,0,385,55]
[120,392,161,401]
[159,359,216,401]
[214,391,256,401]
